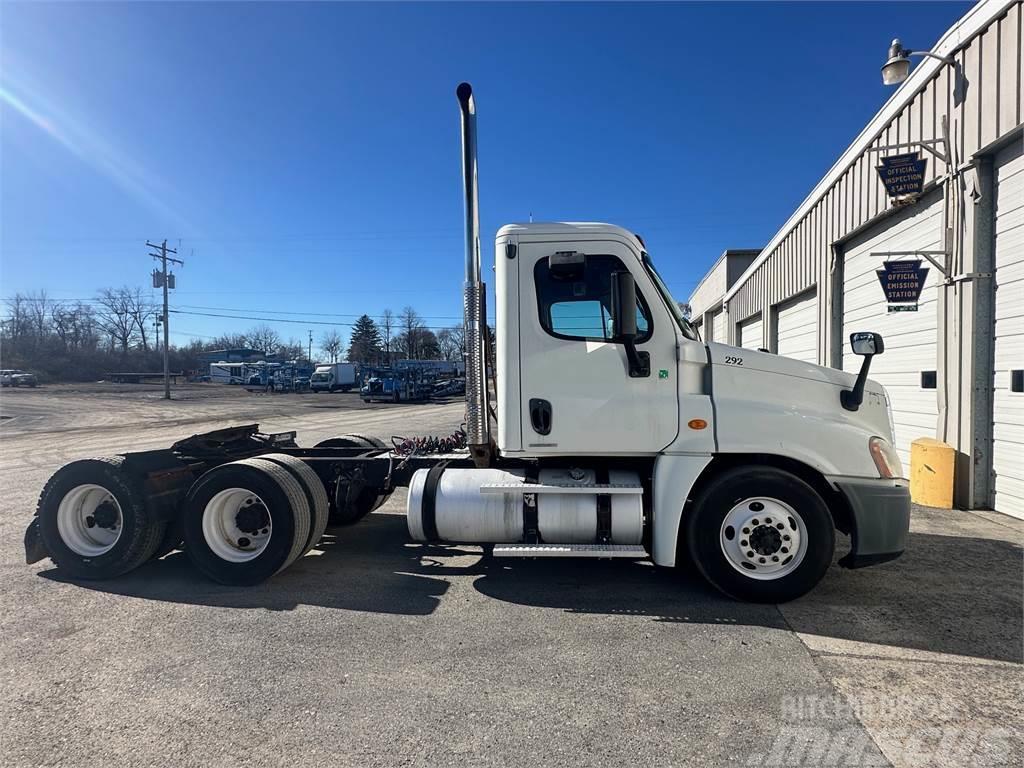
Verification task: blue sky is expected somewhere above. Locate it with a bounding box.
[1,1,970,348]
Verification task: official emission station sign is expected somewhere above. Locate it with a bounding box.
[876,260,929,312]
[876,152,928,199]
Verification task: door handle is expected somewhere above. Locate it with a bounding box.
[529,398,552,435]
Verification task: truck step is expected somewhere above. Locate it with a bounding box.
[492,544,648,559]
[479,482,643,496]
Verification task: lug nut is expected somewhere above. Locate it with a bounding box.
[772,556,779,562]
[751,518,760,525]
[781,547,789,554]
[746,551,755,558]
[742,528,750,535]
[740,540,748,547]
[783,534,791,541]
[758,557,766,563]
[777,523,785,529]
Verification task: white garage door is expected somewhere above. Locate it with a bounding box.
[737,314,763,350]
[775,289,818,363]
[842,195,942,469]
[992,141,1024,519]
[709,307,726,343]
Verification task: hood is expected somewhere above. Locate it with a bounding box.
[706,342,887,399]
[704,342,896,474]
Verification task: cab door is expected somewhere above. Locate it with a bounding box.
[517,238,679,455]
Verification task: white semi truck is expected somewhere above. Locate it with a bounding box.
[310,362,357,393]
[22,84,909,603]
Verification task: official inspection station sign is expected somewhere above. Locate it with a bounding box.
[876,259,929,312]
[876,152,928,199]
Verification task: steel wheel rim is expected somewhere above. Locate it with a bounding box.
[202,488,272,563]
[57,483,124,557]
[719,496,807,581]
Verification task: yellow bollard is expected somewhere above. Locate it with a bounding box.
[909,437,955,508]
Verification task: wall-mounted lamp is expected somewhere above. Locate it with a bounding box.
[881,38,954,85]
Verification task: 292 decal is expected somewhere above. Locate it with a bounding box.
[724,356,744,366]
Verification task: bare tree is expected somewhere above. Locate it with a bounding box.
[320,329,344,363]
[279,336,306,361]
[4,294,29,341]
[51,302,99,351]
[380,309,395,366]
[246,324,282,356]
[446,324,466,361]
[95,288,138,356]
[207,332,249,350]
[26,291,51,339]
[126,288,158,353]
[399,306,424,360]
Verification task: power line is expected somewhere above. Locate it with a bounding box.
[168,309,462,332]
[172,304,464,320]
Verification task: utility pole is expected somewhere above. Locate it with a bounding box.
[147,240,184,400]
[308,330,313,363]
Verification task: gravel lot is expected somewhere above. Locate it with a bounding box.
[1,383,1021,767]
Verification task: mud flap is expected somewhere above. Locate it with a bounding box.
[24,517,47,565]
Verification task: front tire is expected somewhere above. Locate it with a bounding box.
[684,466,834,603]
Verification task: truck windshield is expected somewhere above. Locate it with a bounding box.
[641,253,699,341]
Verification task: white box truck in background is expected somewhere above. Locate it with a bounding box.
[310,363,357,393]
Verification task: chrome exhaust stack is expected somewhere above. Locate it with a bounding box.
[457,82,492,465]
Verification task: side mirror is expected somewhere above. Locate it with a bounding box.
[611,271,638,339]
[842,332,885,411]
[850,331,884,356]
[610,271,649,377]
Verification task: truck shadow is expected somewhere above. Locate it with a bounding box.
[40,512,1022,664]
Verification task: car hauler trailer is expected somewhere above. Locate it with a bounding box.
[22,84,910,602]
[360,367,434,403]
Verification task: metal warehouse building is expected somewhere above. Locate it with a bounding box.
[688,0,1024,518]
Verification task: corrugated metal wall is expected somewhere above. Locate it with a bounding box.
[725,1,1023,356]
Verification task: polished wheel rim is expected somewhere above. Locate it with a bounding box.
[202,488,272,562]
[720,496,807,580]
[57,484,124,557]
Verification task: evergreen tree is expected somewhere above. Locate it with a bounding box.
[347,314,381,364]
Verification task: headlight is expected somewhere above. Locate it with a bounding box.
[869,436,904,479]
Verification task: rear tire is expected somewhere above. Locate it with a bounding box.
[36,456,167,580]
[151,519,184,559]
[684,466,834,603]
[183,458,311,586]
[314,435,390,524]
[255,453,330,553]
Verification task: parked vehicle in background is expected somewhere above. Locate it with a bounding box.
[360,367,433,403]
[0,369,38,387]
[209,362,248,384]
[310,362,357,393]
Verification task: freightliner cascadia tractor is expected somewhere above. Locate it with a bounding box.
[23,84,911,603]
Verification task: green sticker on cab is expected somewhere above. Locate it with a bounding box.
[659,369,669,379]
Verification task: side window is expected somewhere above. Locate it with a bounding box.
[534,253,652,342]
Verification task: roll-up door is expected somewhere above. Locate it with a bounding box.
[737,314,763,350]
[992,141,1024,519]
[775,289,818,363]
[841,193,942,469]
